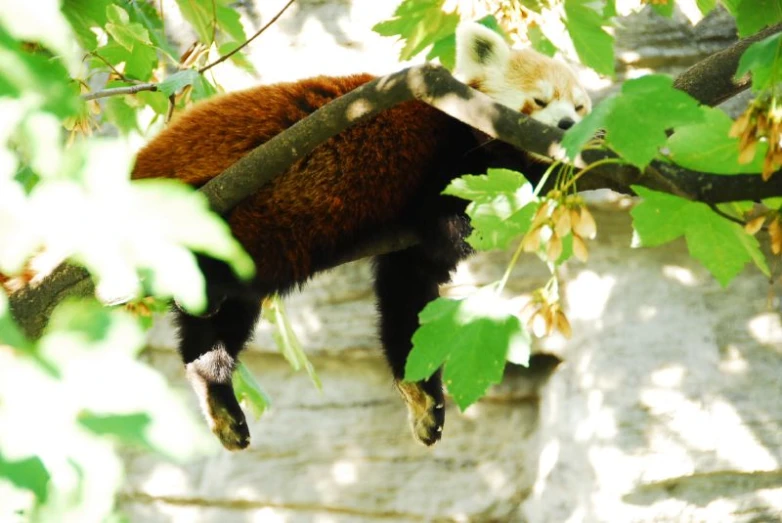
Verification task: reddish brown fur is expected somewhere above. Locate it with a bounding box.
[132,74,466,286]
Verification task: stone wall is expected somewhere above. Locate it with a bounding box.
[121,2,782,521]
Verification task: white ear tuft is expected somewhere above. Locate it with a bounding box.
[454,23,510,81]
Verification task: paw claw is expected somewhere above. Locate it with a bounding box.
[396,381,445,447]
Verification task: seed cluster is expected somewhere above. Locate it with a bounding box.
[730,97,782,181]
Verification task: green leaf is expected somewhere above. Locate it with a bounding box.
[118,0,178,60]
[233,362,271,419]
[0,292,33,353]
[372,0,460,62]
[564,75,704,168]
[61,0,113,50]
[736,32,782,92]
[651,0,675,17]
[104,96,139,135]
[0,453,50,503]
[666,106,767,174]
[528,25,557,57]
[735,0,782,37]
[97,41,158,81]
[78,412,154,450]
[0,26,82,118]
[174,0,216,43]
[105,5,152,53]
[215,4,247,43]
[217,43,257,75]
[444,168,536,250]
[631,186,769,285]
[191,75,219,101]
[406,288,531,410]
[0,0,80,70]
[427,33,456,69]
[263,296,320,390]
[136,90,169,115]
[158,69,201,97]
[696,0,717,15]
[563,0,615,76]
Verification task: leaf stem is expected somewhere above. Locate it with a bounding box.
[561,158,626,192]
[496,238,526,295]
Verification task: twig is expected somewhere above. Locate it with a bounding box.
[199,0,296,74]
[81,83,158,101]
[89,52,141,84]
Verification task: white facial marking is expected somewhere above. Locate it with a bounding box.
[531,99,580,127]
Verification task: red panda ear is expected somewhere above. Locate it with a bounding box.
[454,23,510,82]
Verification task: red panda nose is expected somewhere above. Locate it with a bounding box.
[558,117,575,130]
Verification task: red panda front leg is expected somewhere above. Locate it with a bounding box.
[175,296,262,450]
[373,247,454,446]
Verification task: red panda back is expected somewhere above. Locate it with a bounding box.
[132,74,468,286]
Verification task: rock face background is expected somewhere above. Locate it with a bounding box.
[121,1,782,521]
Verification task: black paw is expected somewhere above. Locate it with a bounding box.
[396,379,445,446]
[205,382,250,450]
[186,357,250,451]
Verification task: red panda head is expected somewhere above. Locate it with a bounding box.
[455,23,591,131]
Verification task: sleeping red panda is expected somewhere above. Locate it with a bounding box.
[131,23,591,450]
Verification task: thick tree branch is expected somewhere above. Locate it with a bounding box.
[673,23,782,106]
[10,26,782,337]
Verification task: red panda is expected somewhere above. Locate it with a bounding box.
[131,23,591,450]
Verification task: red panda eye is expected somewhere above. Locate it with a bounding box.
[533,98,548,108]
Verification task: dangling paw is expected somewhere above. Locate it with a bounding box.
[396,380,445,446]
[186,351,250,451]
[203,382,250,450]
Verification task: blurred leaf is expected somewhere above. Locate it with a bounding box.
[406,288,530,410]
[104,96,139,135]
[61,0,112,50]
[0,26,82,118]
[264,296,321,390]
[217,43,257,75]
[651,0,675,17]
[0,291,33,353]
[563,0,615,76]
[136,90,169,115]
[119,0,178,60]
[696,0,716,15]
[373,0,460,62]
[735,32,782,91]
[78,412,153,451]
[735,0,782,37]
[0,453,50,503]
[105,5,152,52]
[666,106,767,174]
[233,362,271,419]
[214,3,247,43]
[97,41,158,81]
[191,75,219,101]
[528,25,557,57]
[0,0,80,70]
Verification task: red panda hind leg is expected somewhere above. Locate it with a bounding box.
[176,296,262,450]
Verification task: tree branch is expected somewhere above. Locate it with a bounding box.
[81,83,158,101]
[11,25,782,337]
[673,23,782,106]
